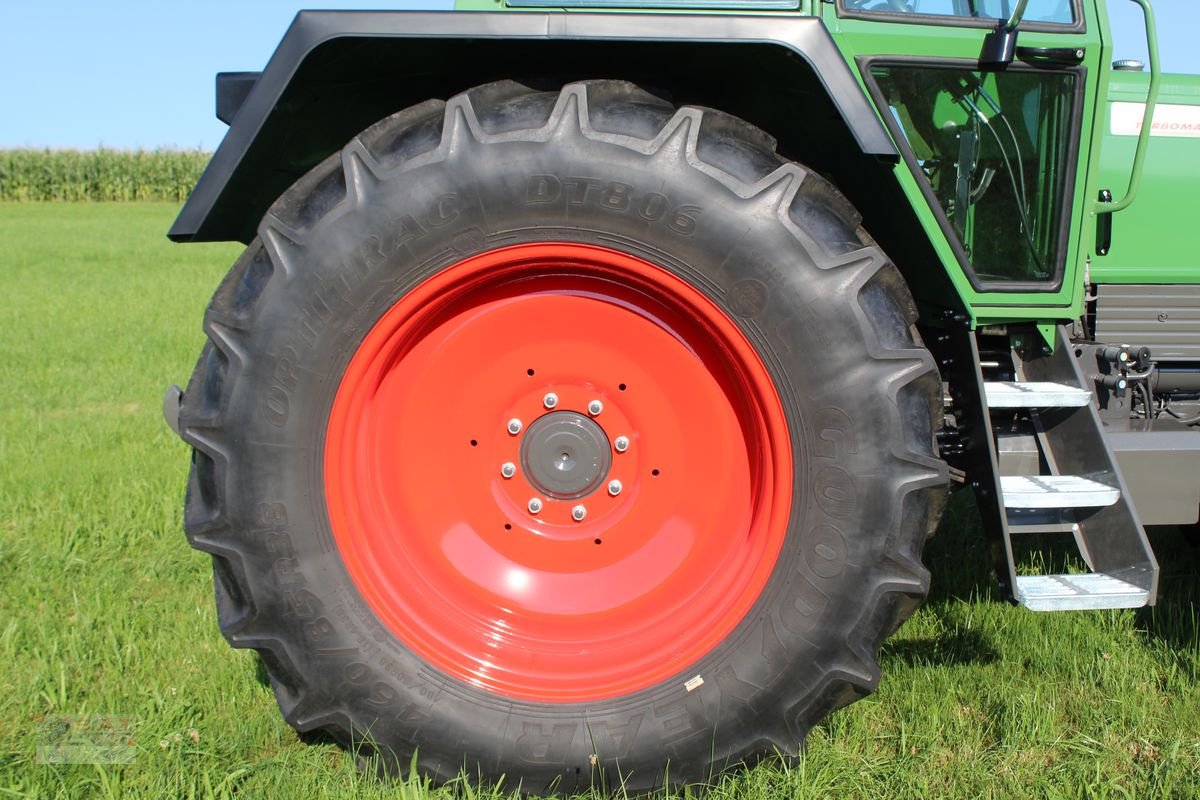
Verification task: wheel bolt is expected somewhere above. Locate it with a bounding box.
[571,505,587,522]
[613,436,630,453]
[527,498,543,514]
[607,480,623,497]
[507,418,523,435]
[500,462,516,479]
[543,392,559,409]
[587,399,603,416]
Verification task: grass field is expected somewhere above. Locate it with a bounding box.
[1,202,1197,799]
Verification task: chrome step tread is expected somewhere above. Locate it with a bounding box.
[985,381,1091,408]
[1015,574,1150,611]
[1000,475,1120,509]
[1005,522,1079,535]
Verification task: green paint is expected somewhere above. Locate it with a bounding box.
[1091,71,1200,285]
[1037,323,1059,351]
[449,0,1191,319]
[1098,0,1159,213]
[827,9,1101,323]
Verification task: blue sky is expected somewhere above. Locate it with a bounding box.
[0,0,1195,150]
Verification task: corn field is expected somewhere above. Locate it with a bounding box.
[0,149,210,202]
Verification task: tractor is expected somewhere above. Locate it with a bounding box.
[163,0,1199,792]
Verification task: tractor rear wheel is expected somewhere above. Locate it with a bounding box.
[177,80,947,793]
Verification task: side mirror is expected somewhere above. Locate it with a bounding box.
[979,0,1029,71]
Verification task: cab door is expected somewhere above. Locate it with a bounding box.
[823,0,1102,321]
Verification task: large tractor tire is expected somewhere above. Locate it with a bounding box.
[178,80,948,793]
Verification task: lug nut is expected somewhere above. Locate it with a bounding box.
[500,462,516,479]
[507,418,523,435]
[543,392,559,409]
[587,399,603,416]
[527,498,543,514]
[571,505,587,521]
[607,480,623,497]
[613,436,629,453]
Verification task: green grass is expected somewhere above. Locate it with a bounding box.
[1,202,1197,798]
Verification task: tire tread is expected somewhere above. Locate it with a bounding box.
[178,78,948,791]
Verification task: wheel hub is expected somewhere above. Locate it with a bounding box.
[519,411,611,500]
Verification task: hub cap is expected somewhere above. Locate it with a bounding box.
[519,411,611,500]
[324,242,792,702]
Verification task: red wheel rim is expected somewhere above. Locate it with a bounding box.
[324,243,792,702]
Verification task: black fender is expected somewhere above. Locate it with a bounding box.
[169,11,899,244]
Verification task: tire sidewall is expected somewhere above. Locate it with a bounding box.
[222,117,914,787]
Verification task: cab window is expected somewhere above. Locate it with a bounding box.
[870,64,1078,285]
[840,0,1074,26]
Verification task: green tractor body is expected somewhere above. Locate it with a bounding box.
[1096,69,1200,286]
[165,0,1200,791]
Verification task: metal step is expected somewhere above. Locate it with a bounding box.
[1014,573,1150,611]
[942,325,1159,610]
[1000,475,1120,509]
[1005,507,1083,530]
[1006,521,1079,535]
[985,381,1091,408]
[1006,507,1101,535]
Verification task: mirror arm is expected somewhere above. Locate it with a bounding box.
[979,0,1030,70]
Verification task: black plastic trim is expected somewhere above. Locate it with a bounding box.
[215,72,261,126]
[1096,188,1113,256]
[858,55,1086,295]
[170,11,895,243]
[1016,45,1086,67]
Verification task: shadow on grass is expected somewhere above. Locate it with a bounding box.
[922,488,1002,605]
[254,651,271,689]
[1135,525,1200,653]
[925,489,1199,654]
[881,627,1000,667]
[875,488,1004,667]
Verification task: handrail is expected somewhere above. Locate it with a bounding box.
[1102,0,1160,213]
[1005,0,1030,31]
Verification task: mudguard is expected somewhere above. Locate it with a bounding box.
[169,11,897,243]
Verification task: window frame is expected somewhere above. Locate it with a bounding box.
[860,56,1087,293]
[837,0,1085,34]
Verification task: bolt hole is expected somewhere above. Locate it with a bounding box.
[594,538,602,545]
[651,468,660,477]
[504,523,512,531]
[618,383,627,391]
[527,368,535,376]
[469,439,478,447]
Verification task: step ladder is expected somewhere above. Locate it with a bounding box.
[978,329,1157,611]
